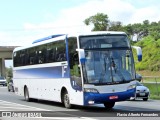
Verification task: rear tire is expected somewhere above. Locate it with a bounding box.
[12,87,15,92]
[24,87,31,102]
[104,102,115,109]
[8,88,10,92]
[63,91,72,109]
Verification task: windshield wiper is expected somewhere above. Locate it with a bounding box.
[99,57,107,83]
[111,57,117,73]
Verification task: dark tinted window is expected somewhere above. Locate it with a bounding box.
[13,51,20,67]
[68,37,82,87]
[68,37,78,69]
[13,39,66,67]
[80,35,130,49]
[55,41,66,62]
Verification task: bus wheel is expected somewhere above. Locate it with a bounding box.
[63,91,72,109]
[8,88,10,92]
[24,87,30,102]
[143,98,148,101]
[104,102,115,109]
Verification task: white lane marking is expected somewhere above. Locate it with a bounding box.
[0,106,46,110]
[27,117,97,120]
[0,100,97,120]
[0,100,49,111]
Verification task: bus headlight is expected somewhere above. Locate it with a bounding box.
[127,84,136,90]
[84,88,99,93]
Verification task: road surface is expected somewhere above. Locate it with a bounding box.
[0,86,159,120]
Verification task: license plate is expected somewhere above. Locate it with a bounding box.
[140,93,145,96]
[109,96,118,100]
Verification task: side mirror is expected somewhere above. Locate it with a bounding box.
[132,46,142,61]
[76,49,86,64]
[136,73,142,82]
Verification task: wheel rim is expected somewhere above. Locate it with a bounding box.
[64,94,69,107]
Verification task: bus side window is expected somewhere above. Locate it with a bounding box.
[37,44,46,64]
[46,43,54,63]
[34,50,38,64]
[13,52,19,67]
[51,49,56,62]
[68,37,82,87]
[25,51,30,65]
[55,40,66,62]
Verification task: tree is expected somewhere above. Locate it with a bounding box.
[149,22,160,41]
[108,21,123,31]
[84,13,109,31]
[123,24,134,38]
[5,67,13,83]
[140,20,150,37]
[132,23,143,41]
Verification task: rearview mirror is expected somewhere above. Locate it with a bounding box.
[136,73,142,82]
[132,46,142,61]
[76,49,86,64]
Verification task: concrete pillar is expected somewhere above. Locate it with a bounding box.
[0,58,6,77]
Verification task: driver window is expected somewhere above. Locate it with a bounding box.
[68,37,82,87]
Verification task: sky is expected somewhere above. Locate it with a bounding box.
[1,0,160,67]
[0,0,160,47]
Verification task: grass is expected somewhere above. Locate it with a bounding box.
[143,83,160,100]
[137,70,160,82]
[137,70,160,76]
[142,77,160,82]
[136,70,160,100]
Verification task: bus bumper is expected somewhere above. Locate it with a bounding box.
[84,88,135,105]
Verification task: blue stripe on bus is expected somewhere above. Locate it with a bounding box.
[84,88,135,105]
[138,55,142,61]
[32,34,65,44]
[14,66,69,78]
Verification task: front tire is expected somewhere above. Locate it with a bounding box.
[8,87,10,92]
[63,91,72,109]
[143,98,148,101]
[104,102,115,109]
[12,87,15,92]
[24,87,31,102]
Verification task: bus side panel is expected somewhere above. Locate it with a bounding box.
[13,64,84,105]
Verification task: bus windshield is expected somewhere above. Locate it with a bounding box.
[79,35,135,84]
[83,50,135,84]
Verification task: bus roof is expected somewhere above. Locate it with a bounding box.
[13,31,127,52]
[32,34,65,44]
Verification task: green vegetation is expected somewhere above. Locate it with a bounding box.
[134,36,160,71]
[142,77,160,83]
[143,83,160,100]
[5,67,13,83]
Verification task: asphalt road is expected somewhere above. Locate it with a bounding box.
[0,86,160,120]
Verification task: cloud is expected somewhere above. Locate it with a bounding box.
[1,0,160,46]
[57,0,159,25]
[0,31,40,46]
[23,0,135,33]
[24,0,160,33]
[130,6,160,24]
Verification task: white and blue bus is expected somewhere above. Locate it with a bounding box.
[13,31,142,109]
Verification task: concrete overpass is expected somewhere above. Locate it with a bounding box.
[0,46,18,77]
